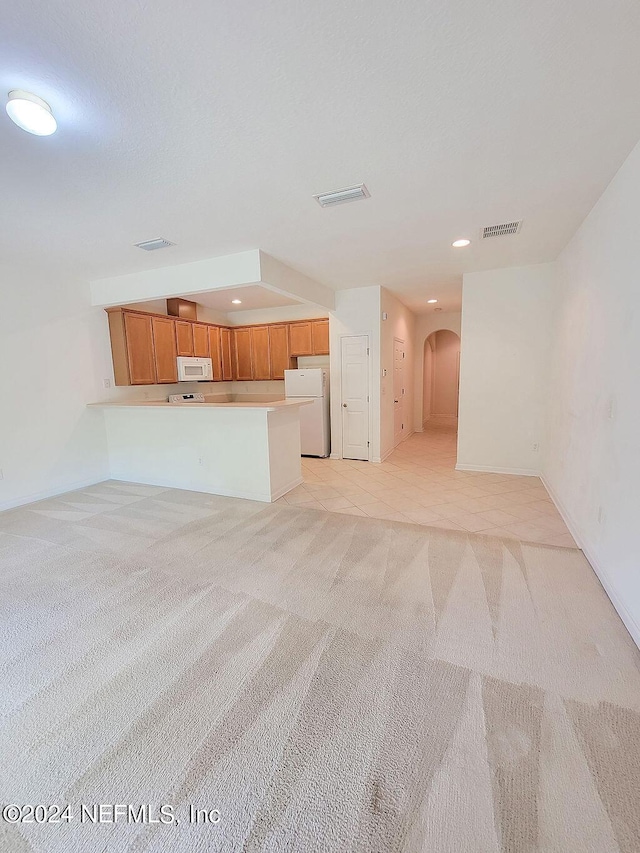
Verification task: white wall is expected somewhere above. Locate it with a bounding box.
[413,311,461,432]
[0,268,110,510]
[457,264,555,475]
[224,304,328,326]
[380,288,416,458]
[329,287,381,461]
[431,330,460,417]
[543,139,640,646]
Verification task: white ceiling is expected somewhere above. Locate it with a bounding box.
[187,285,300,313]
[2,0,640,313]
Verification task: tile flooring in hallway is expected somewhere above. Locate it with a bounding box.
[278,425,578,548]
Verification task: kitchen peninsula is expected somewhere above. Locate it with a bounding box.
[89,397,312,503]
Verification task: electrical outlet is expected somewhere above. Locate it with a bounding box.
[598,506,606,525]
[607,398,615,420]
[198,457,204,466]
[532,442,539,452]
[0,468,4,480]
[102,378,112,389]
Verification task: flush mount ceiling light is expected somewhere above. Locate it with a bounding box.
[6,89,57,136]
[231,299,242,304]
[427,299,438,304]
[314,184,370,207]
[452,238,471,248]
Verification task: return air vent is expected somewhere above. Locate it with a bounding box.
[482,220,522,239]
[134,238,175,251]
[314,184,370,207]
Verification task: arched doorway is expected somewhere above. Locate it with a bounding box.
[422,330,461,428]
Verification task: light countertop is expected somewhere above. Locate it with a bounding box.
[88,398,313,412]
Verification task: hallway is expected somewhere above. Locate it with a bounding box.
[279,424,577,548]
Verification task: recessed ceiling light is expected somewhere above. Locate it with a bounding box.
[427,299,438,304]
[452,238,471,248]
[231,299,242,305]
[6,89,57,136]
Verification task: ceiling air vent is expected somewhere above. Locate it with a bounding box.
[314,184,370,207]
[482,220,522,239]
[134,238,175,251]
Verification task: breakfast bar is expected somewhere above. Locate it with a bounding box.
[89,398,312,502]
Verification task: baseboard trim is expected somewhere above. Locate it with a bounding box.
[109,476,276,504]
[541,475,640,650]
[455,463,540,477]
[0,476,109,513]
[271,477,304,502]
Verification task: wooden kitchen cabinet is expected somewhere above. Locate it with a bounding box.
[311,319,329,355]
[152,316,177,383]
[233,328,253,380]
[192,323,210,358]
[123,312,156,385]
[252,326,271,380]
[289,322,313,356]
[269,324,290,379]
[106,307,330,387]
[175,321,194,356]
[220,327,234,380]
[208,326,223,381]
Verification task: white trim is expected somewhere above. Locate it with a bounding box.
[455,463,540,477]
[541,475,640,649]
[329,452,342,460]
[271,476,304,502]
[108,476,285,504]
[0,477,108,513]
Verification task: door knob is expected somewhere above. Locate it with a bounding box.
[394,399,399,403]
[343,403,347,407]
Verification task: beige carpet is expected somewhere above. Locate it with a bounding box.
[1,480,639,853]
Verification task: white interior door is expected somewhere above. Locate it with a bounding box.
[341,335,369,460]
[394,338,405,446]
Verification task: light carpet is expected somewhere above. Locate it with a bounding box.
[1,480,639,853]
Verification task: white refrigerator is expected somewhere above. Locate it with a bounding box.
[284,368,331,458]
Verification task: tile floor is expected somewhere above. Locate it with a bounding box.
[277,423,578,548]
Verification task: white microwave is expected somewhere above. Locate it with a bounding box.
[176,357,213,382]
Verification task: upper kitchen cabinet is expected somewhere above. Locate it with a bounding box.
[192,323,210,358]
[175,321,194,357]
[269,324,290,379]
[220,327,234,380]
[233,328,253,380]
[152,316,178,383]
[311,319,329,355]
[252,326,271,380]
[208,326,223,381]
[289,322,313,356]
[107,309,157,386]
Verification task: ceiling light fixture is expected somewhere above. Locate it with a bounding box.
[427,299,438,304]
[6,89,57,136]
[231,299,242,304]
[452,238,471,248]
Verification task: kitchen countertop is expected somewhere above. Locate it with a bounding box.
[88,398,313,412]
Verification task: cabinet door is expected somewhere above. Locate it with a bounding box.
[193,324,210,358]
[208,326,223,381]
[233,328,253,380]
[289,322,313,356]
[251,326,271,380]
[311,319,329,355]
[269,324,290,379]
[124,313,156,385]
[220,328,234,380]
[175,321,194,356]
[152,317,177,383]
